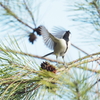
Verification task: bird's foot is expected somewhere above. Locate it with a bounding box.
[63,63,68,68]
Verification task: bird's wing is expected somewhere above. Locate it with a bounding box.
[39,25,59,50]
[52,26,67,38]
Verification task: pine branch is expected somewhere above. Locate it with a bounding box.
[68,50,100,65]
[69,57,100,68]
[0,48,100,65]
[71,43,100,65]
[0,48,100,74]
[87,78,100,94]
[0,2,34,30]
[92,79,100,87]
[71,43,89,55]
[58,57,100,73]
[0,49,59,63]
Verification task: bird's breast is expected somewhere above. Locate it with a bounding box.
[54,39,67,56]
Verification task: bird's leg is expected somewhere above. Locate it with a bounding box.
[62,56,67,67]
[62,56,65,65]
[56,55,59,66]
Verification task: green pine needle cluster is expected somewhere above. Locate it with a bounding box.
[0,38,99,100]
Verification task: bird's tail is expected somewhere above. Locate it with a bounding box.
[42,52,54,57]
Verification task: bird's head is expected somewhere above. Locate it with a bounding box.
[63,30,71,41]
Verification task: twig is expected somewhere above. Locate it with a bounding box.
[69,57,100,68]
[0,49,60,63]
[88,78,100,92]
[58,57,100,73]
[71,43,100,65]
[71,43,89,55]
[68,51,100,65]
[0,49,100,65]
[92,79,100,87]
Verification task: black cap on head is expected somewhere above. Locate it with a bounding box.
[63,30,71,41]
[66,30,71,34]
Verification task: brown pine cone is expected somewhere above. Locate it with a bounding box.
[41,62,56,73]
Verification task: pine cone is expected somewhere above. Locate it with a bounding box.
[41,62,56,73]
[28,33,37,44]
[34,26,41,35]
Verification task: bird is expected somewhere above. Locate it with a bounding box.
[36,25,71,65]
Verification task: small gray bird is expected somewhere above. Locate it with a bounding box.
[38,25,71,64]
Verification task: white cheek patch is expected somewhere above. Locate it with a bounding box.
[68,41,71,49]
[69,34,72,40]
